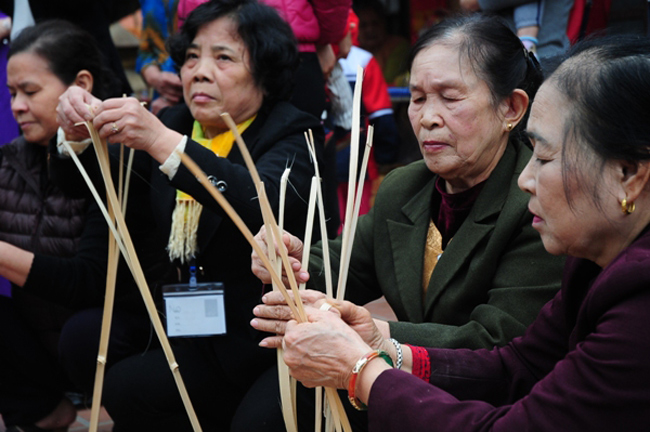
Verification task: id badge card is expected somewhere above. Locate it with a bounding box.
[163,282,226,337]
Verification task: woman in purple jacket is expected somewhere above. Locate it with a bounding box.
[255,35,650,431]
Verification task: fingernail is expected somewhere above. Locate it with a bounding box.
[253,306,260,315]
[250,318,258,328]
[259,339,268,347]
[299,271,309,280]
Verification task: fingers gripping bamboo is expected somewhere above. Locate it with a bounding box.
[181,124,352,431]
[179,153,304,322]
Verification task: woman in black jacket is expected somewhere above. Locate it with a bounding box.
[0,19,118,432]
[55,1,323,430]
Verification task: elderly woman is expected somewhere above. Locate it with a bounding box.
[276,35,650,431]
[241,14,564,432]
[54,0,318,430]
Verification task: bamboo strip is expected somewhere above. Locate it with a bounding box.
[82,124,203,432]
[268,170,299,432]
[88,202,119,432]
[299,177,318,290]
[258,186,307,323]
[335,126,374,301]
[178,152,303,321]
[179,152,351,432]
[315,387,323,432]
[59,141,127,255]
[118,144,124,205]
[220,113,262,186]
[278,167,291,229]
[89,135,126,432]
[122,148,135,215]
[336,66,364,301]
[220,113,307,323]
[303,131,333,298]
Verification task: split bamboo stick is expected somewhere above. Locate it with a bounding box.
[79,123,203,432]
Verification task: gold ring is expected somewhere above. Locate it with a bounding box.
[111,123,119,134]
[319,302,334,312]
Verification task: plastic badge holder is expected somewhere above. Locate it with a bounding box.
[163,282,226,337]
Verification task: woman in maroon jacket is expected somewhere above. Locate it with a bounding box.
[255,35,650,431]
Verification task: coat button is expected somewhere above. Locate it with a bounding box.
[206,175,227,192]
[216,180,227,192]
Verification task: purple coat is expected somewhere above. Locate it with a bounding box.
[369,228,650,431]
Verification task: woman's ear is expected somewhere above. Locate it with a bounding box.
[74,70,94,94]
[503,88,529,129]
[619,159,650,202]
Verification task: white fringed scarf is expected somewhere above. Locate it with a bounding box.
[167,116,255,262]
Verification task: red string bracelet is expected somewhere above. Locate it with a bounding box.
[347,350,393,411]
[406,344,431,382]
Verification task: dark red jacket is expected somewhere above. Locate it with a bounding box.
[369,228,650,431]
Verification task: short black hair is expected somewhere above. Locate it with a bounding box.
[8,19,119,100]
[547,35,650,208]
[408,14,543,139]
[168,0,299,105]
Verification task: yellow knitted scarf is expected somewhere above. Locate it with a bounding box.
[167,117,255,263]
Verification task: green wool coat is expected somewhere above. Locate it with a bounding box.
[308,139,565,349]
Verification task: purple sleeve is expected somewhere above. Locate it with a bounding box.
[368,268,650,431]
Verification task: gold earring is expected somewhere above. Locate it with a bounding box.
[506,123,514,131]
[622,197,636,215]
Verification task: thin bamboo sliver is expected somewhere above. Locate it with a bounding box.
[336,66,364,301]
[82,123,203,432]
[179,152,352,432]
[299,177,318,290]
[303,131,333,298]
[335,126,374,300]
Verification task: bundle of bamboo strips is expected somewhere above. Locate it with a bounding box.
[66,121,203,432]
[201,65,373,432]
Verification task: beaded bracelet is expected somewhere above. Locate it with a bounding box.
[347,350,393,411]
[388,338,403,369]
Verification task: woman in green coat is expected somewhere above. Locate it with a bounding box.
[239,14,565,432]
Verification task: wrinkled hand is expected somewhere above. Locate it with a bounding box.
[59,90,182,163]
[56,86,102,142]
[252,290,329,347]
[251,226,308,286]
[252,291,386,353]
[283,306,371,389]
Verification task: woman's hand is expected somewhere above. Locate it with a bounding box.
[142,66,183,104]
[57,87,183,164]
[252,290,329,348]
[56,86,102,142]
[251,226,308,285]
[91,97,182,163]
[252,291,387,354]
[282,306,372,389]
